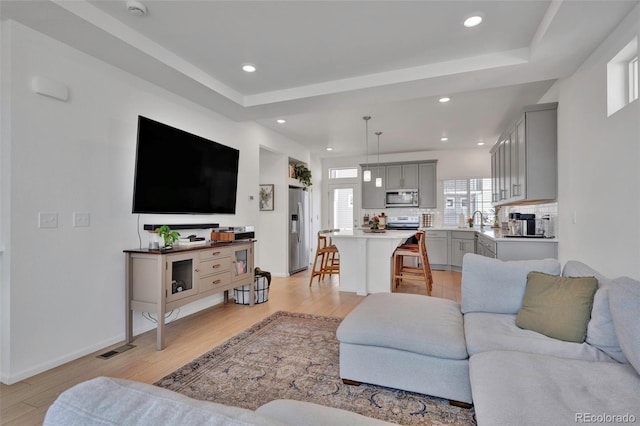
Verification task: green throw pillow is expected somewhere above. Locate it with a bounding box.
[516,272,598,343]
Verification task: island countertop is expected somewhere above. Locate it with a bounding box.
[328,229,416,240]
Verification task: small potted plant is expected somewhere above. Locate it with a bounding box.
[294,164,312,188]
[467,217,474,228]
[155,225,180,249]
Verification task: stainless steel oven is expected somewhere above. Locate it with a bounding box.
[385,190,419,207]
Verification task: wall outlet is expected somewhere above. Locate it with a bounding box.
[39,212,58,229]
[73,212,90,227]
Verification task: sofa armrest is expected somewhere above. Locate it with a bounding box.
[257,400,395,425]
[44,377,282,426]
[461,253,561,315]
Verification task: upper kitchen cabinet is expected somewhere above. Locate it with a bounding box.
[418,161,437,208]
[361,161,437,209]
[361,164,386,209]
[386,164,418,190]
[491,102,558,206]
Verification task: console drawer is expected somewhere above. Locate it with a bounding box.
[198,257,232,275]
[199,247,231,262]
[198,271,232,291]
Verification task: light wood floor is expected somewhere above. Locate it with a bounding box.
[0,269,461,425]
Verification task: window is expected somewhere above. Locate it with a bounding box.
[329,168,358,179]
[630,56,638,103]
[607,37,638,116]
[443,178,494,226]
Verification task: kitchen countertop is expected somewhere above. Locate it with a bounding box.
[416,226,558,243]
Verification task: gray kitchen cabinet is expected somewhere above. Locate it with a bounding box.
[424,230,448,268]
[450,231,475,268]
[361,164,386,209]
[418,162,437,208]
[496,240,557,261]
[491,102,557,205]
[476,233,497,258]
[386,163,418,189]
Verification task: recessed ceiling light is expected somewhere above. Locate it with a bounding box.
[477,141,485,146]
[439,97,451,103]
[276,119,286,124]
[326,147,334,151]
[441,137,449,142]
[126,0,147,16]
[464,15,483,28]
[242,63,257,73]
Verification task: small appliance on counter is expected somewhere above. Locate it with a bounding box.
[506,213,545,238]
[540,215,555,238]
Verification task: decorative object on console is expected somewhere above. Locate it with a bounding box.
[293,164,312,188]
[259,184,274,211]
[148,231,162,250]
[211,226,255,242]
[155,225,180,249]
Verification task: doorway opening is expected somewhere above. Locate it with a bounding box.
[329,184,356,230]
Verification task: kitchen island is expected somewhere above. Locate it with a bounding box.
[327,229,416,295]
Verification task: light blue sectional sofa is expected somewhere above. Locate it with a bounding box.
[338,254,640,425]
[44,376,395,425]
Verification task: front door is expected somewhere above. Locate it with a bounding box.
[328,183,357,230]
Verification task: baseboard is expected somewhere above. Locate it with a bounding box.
[1,293,229,385]
[1,334,123,385]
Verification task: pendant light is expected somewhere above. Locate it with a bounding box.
[362,116,371,182]
[375,131,383,188]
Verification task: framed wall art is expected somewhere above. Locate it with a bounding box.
[259,184,274,211]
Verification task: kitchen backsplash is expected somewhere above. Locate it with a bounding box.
[503,202,558,218]
[362,202,558,230]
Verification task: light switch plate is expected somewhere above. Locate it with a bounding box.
[39,212,58,229]
[73,212,90,227]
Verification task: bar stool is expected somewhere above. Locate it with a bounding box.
[392,231,433,295]
[309,229,340,286]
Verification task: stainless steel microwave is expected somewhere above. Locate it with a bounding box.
[385,190,419,207]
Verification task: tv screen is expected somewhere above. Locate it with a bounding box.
[132,116,239,214]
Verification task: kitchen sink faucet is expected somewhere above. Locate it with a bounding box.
[471,210,484,230]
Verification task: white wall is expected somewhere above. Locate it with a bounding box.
[0,21,310,384]
[257,149,288,276]
[321,148,491,228]
[550,4,640,279]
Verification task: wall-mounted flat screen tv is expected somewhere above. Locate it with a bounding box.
[132,116,239,214]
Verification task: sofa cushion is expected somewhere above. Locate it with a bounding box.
[461,254,561,315]
[469,351,640,426]
[609,277,640,375]
[515,272,598,343]
[464,312,614,362]
[44,376,284,426]
[563,260,628,363]
[337,293,467,360]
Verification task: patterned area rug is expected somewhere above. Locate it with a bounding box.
[155,311,475,425]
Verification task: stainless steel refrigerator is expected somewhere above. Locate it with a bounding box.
[289,187,309,274]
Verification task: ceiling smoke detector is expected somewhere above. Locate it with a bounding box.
[127,0,147,17]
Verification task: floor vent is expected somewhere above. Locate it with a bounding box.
[97,344,135,360]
